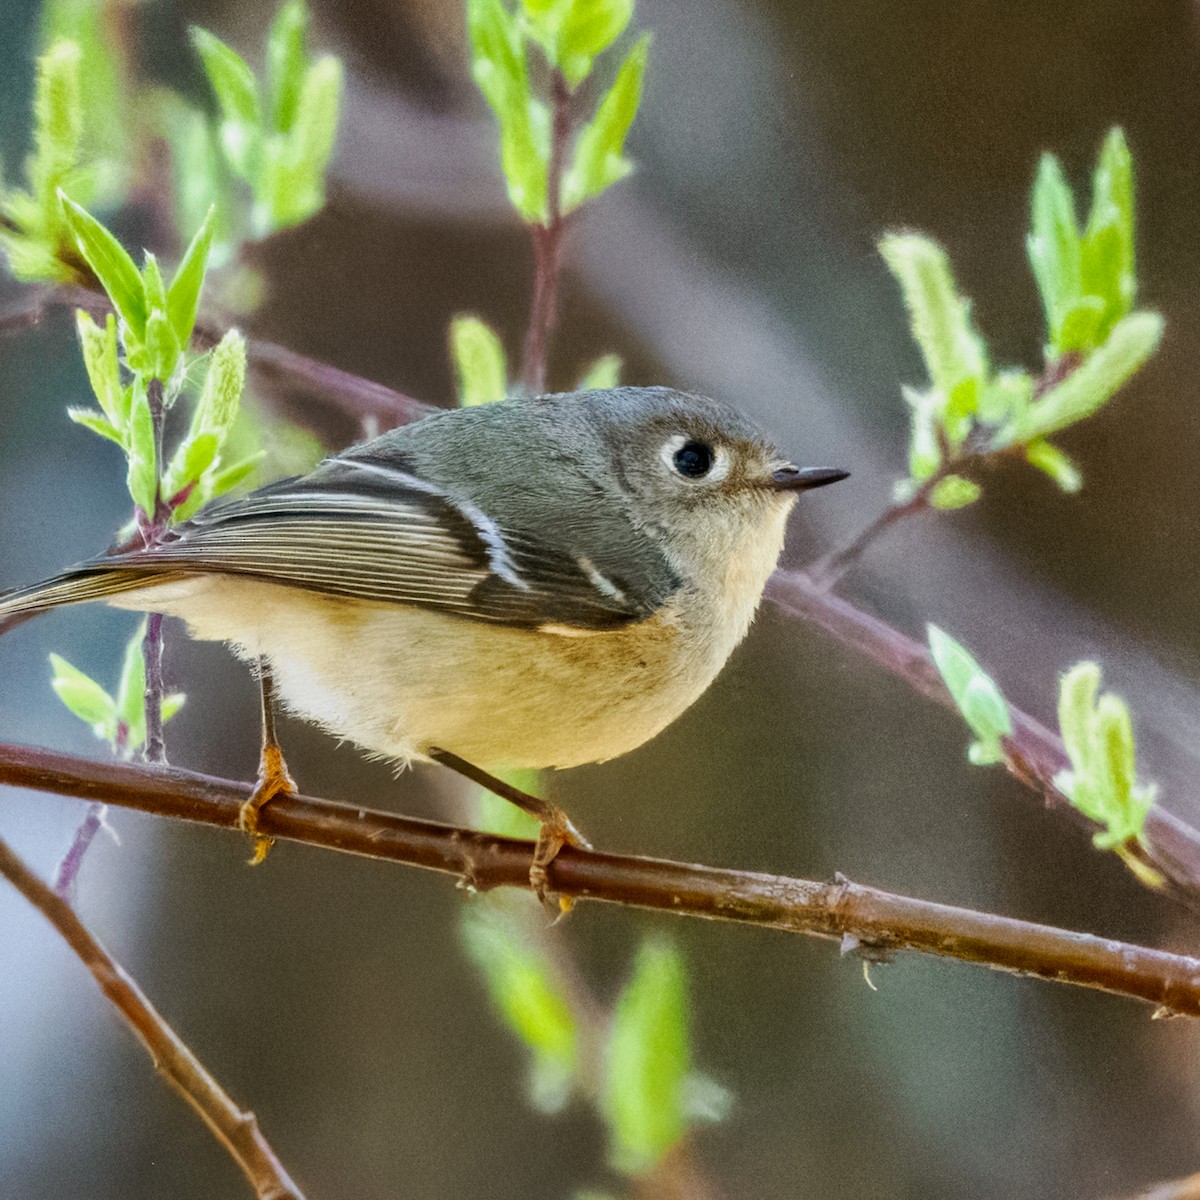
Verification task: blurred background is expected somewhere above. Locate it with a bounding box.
[3,1,1200,1197]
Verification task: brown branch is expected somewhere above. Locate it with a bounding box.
[2,742,1200,1016]
[0,834,305,1200]
[1,284,434,433]
[763,569,1200,903]
[518,69,572,394]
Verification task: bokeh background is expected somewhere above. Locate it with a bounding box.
[3,1,1200,1197]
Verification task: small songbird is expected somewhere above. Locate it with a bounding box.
[0,386,846,888]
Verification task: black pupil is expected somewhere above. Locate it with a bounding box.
[673,441,713,478]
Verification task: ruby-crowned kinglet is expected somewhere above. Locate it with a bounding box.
[1,386,845,877]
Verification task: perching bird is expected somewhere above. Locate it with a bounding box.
[0,386,846,889]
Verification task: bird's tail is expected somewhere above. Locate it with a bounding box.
[0,563,188,631]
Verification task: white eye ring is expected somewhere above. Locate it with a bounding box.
[659,434,731,483]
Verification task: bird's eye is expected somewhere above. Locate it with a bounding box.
[672,440,714,478]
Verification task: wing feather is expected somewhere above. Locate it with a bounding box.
[4,457,679,630]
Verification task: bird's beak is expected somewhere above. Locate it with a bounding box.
[768,464,850,492]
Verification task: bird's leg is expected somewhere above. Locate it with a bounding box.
[239,659,297,865]
[429,748,589,910]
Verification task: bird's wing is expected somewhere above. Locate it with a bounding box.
[2,458,680,631]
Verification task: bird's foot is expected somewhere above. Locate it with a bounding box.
[531,806,591,919]
[238,742,297,865]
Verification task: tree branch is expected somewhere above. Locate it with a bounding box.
[0,834,305,1199]
[763,569,1200,904]
[2,741,1199,1016]
[518,69,572,394]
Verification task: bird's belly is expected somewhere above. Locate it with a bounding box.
[117,576,721,771]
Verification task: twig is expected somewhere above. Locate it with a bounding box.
[518,70,571,394]
[0,834,305,1199]
[763,569,1200,904]
[2,742,1200,1016]
[53,801,108,899]
[0,285,433,432]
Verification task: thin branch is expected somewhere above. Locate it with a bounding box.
[53,801,108,899]
[0,834,305,1200]
[763,569,1200,904]
[2,743,1200,1016]
[519,69,572,394]
[0,284,434,432]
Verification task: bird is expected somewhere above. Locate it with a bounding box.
[0,386,846,893]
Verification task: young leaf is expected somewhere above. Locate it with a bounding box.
[451,315,508,406]
[1027,152,1082,354]
[1025,438,1082,493]
[557,0,635,88]
[468,0,550,222]
[75,310,123,427]
[1081,128,1135,341]
[67,407,124,446]
[1000,311,1163,444]
[166,206,217,347]
[115,622,147,753]
[275,54,344,228]
[141,309,182,383]
[928,475,981,511]
[577,352,621,391]
[1053,662,1156,851]
[603,940,690,1175]
[195,329,248,437]
[58,193,147,340]
[878,233,988,442]
[49,653,116,742]
[561,34,649,212]
[30,40,83,221]
[927,625,1011,765]
[461,900,579,1113]
[125,388,158,516]
[190,26,263,180]
[267,0,309,133]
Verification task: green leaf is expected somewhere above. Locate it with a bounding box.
[125,387,158,516]
[1027,152,1083,354]
[75,310,124,427]
[115,621,147,752]
[603,940,690,1176]
[58,193,147,340]
[927,625,1011,765]
[141,309,182,382]
[1000,311,1163,444]
[259,54,343,232]
[207,451,264,495]
[49,653,116,742]
[67,407,124,446]
[461,900,579,1112]
[167,206,216,347]
[576,352,621,391]
[1053,662,1155,851]
[190,26,263,180]
[1081,127,1135,342]
[163,431,221,504]
[1025,438,1082,493]
[879,233,988,444]
[561,34,649,212]
[928,475,981,510]
[152,93,226,256]
[30,40,83,224]
[451,315,508,406]
[162,692,188,723]
[141,252,168,315]
[902,386,941,482]
[541,0,636,88]
[196,330,248,436]
[468,0,550,222]
[267,0,309,133]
